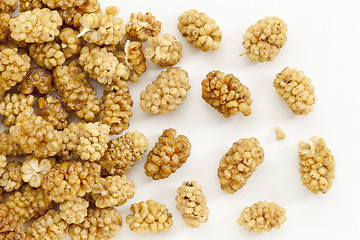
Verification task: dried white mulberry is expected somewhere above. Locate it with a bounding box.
[275,127,286,140]
[126,12,161,41]
[0,130,24,157]
[20,156,55,188]
[59,197,89,224]
[19,0,44,12]
[42,0,85,9]
[0,160,23,192]
[0,0,17,13]
[37,95,69,131]
[29,42,65,70]
[0,93,35,126]
[59,27,83,59]
[0,204,25,240]
[0,13,10,43]
[145,34,182,66]
[18,67,52,95]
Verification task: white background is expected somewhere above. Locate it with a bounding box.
[9,0,360,239]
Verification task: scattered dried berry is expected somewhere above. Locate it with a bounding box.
[218,138,264,194]
[176,181,209,228]
[0,130,24,157]
[144,128,191,180]
[68,207,122,240]
[0,93,35,126]
[0,204,25,240]
[59,197,89,224]
[178,9,222,52]
[273,67,316,115]
[59,27,82,59]
[18,67,52,95]
[237,201,286,233]
[0,160,23,192]
[0,0,17,13]
[126,200,173,234]
[99,131,148,176]
[29,42,66,70]
[145,33,182,66]
[53,61,100,121]
[42,161,101,202]
[20,156,55,188]
[9,8,62,43]
[242,17,287,62]
[42,0,85,9]
[202,70,252,118]
[275,127,286,140]
[126,12,161,41]
[19,0,44,12]
[140,67,190,114]
[298,137,335,194]
[0,13,10,43]
[99,81,133,135]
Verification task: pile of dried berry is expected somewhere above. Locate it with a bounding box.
[0,1,335,238]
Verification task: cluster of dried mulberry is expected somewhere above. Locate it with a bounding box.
[18,67,52,95]
[0,13,10,43]
[19,0,44,12]
[0,204,24,239]
[126,12,161,41]
[29,42,65,70]
[37,95,69,131]
[59,27,82,58]
[59,197,89,224]
[0,93,35,126]
[0,160,23,192]
[145,34,182,66]
[0,130,24,157]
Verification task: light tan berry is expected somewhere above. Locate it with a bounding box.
[37,95,69,131]
[29,42,65,70]
[0,160,23,192]
[202,70,252,118]
[0,93,35,127]
[0,204,25,240]
[299,137,335,194]
[99,81,133,135]
[273,67,316,115]
[145,34,182,66]
[275,127,286,140]
[242,17,287,62]
[106,6,119,16]
[53,61,100,121]
[144,128,191,180]
[42,0,85,9]
[59,27,83,59]
[237,201,286,233]
[0,13,10,43]
[140,67,190,114]
[126,12,161,41]
[59,197,89,224]
[18,67,52,95]
[178,9,222,52]
[126,200,173,234]
[176,181,209,228]
[9,8,62,43]
[218,138,264,194]
[57,121,83,161]
[0,0,17,12]
[99,131,149,176]
[0,130,24,157]
[20,156,55,188]
[19,0,44,12]
[68,207,122,240]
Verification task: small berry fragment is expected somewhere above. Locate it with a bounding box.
[275,127,286,140]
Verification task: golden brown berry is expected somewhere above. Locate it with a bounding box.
[0,93,35,127]
[99,131,149,176]
[29,42,65,70]
[0,130,24,157]
[176,181,209,228]
[299,137,335,194]
[37,95,69,131]
[57,121,83,161]
[0,160,23,192]
[0,0,17,13]
[178,9,222,52]
[242,17,287,62]
[0,204,25,240]
[273,67,316,115]
[144,128,191,180]
[126,12,161,41]
[59,197,89,224]
[18,67,52,95]
[20,156,55,188]
[42,0,85,9]
[218,138,264,194]
[0,13,10,43]
[237,201,286,233]
[126,200,173,234]
[59,27,83,59]
[140,67,190,114]
[202,70,252,118]
[19,0,44,12]
[145,34,182,66]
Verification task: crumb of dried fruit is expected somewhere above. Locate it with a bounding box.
[0,204,25,240]
[218,138,264,194]
[9,107,62,158]
[0,130,24,157]
[79,44,127,85]
[59,27,82,59]
[237,201,286,233]
[9,8,62,43]
[106,6,119,16]
[126,12,161,41]
[99,81,133,135]
[144,128,191,180]
[275,127,286,140]
[242,17,287,62]
[176,181,209,228]
[77,122,110,162]
[202,70,252,118]
[57,121,83,161]
[25,209,68,240]
[113,40,146,82]
[42,161,101,202]
[60,197,89,224]
[18,67,52,95]
[299,137,335,194]
[0,13,10,43]
[19,0,44,12]
[20,156,55,188]
[140,67,190,114]
[69,207,122,240]
[29,42,65,70]
[273,67,316,115]
[0,93,35,126]
[126,199,173,234]
[178,9,222,52]
[0,160,23,192]
[53,61,100,121]
[100,131,148,176]
[0,48,31,94]
[78,12,125,46]
[5,185,54,222]
[91,175,134,208]
[42,0,85,9]
[145,34,182,66]
[0,0,17,12]
[37,95,69,131]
